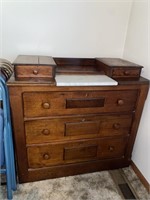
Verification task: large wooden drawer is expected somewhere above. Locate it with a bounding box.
[25,114,132,144]
[23,90,138,118]
[27,137,128,168]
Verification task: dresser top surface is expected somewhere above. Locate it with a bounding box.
[97,58,143,68]
[13,55,56,66]
[8,55,149,86]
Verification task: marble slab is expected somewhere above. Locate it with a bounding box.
[55,74,118,86]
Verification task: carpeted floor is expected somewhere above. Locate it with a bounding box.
[0,166,149,200]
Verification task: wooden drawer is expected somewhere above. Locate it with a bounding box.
[97,58,143,79]
[13,55,56,81]
[112,68,141,78]
[15,65,55,81]
[25,115,132,144]
[23,90,138,118]
[27,137,128,168]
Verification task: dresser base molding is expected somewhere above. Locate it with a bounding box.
[131,161,150,193]
[19,158,130,183]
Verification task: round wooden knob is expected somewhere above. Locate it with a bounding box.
[109,146,114,152]
[117,99,124,106]
[124,70,130,76]
[42,129,50,135]
[33,69,38,75]
[43,153,50,160]
[42,102,50,109]
[113,123,120,130]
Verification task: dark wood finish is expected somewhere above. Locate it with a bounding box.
[28,158,130,182]
[25,114,132,144]
[112,68,141,78]
[64,145,98,161]
[13,55,56,81]
[15,65,54,81]
[54,57,103,74]
[54,57,95,66]
[23,90,138,118]
[27,137,128,168]
[96,58,142,79]
[13,55,56,65]
[66,98,105,108]
[8,56,149,183]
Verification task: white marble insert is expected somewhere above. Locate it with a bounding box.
[55,74,118,86]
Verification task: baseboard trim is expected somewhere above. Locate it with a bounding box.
[131,161,150,193]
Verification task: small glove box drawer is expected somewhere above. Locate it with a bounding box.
[13,55,56,81]
[97,58,143,79]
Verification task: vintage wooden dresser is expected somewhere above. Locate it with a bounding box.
[7,55,149,183]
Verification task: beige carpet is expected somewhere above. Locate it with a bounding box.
[0,166,149,200]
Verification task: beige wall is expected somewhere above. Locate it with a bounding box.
[1,1,132,61]
[123,0,150,183]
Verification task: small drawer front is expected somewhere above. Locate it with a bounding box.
[27,144,63,168]
[23,90,138,118]
[98,137,128,159]
[112,68,141,78]
[100,116,132,137]
[27,137,128,168]
[25,119,63,144]
[15,65,55,81]
[25,115,132,144]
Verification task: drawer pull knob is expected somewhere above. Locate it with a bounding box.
[42,129,50,135]
[109,146,114,152]
[117,99,124,106]
[43,153,50,160]
[124,70,130,76]
[42,102,50,109]
[33,69,38,75]
[113,123,120,130]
